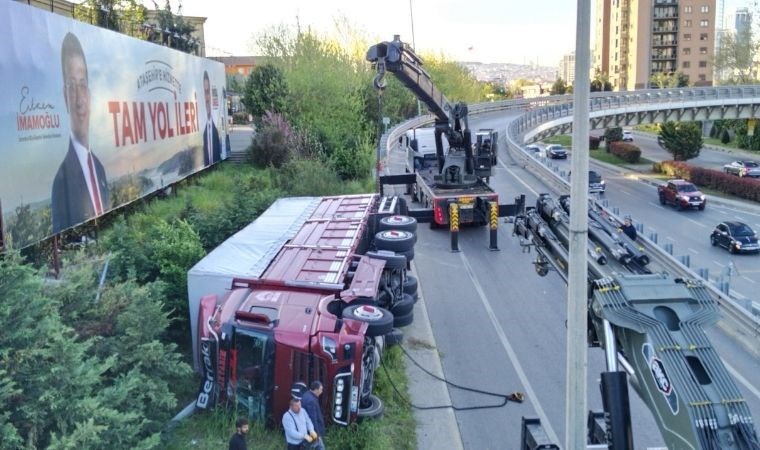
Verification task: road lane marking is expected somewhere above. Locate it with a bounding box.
[685,217,707,228]
[688,248,699,254]
[647,202,666,209]
[665,236,676,241]
[500,162,539,196]
[458,250,560,444]
[741,275,756,284]
[713,261,725,267]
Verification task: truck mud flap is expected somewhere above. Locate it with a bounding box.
[405,208,433,223]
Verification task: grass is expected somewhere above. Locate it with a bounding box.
[162,347,416,450]
[542,135,572,146]
[590,148,656,166]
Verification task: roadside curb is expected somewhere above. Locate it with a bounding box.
[402,266,464,449]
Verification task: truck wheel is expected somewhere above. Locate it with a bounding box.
[398,248,415,263]
[366,250,406,270]
[342,304,394,337]
[390,293,415,317]
[357,394,384,420]
[375,230,415,252]
[395,197,409,215]
[403,275,418,296]
[393,311,414,328]
[378,215,417,233]
[698,204,705,211]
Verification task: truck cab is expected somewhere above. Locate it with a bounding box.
[401,127,448,172]
[657,179,706,210]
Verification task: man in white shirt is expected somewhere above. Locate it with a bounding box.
[51,32,109,234]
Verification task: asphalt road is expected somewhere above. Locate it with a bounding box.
[395,111,760,449]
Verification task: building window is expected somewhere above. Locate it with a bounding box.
[683,48,691,55]
[699,74,707,81]
[699,47,707,54]
[700,33,708,41]
[684,5,692,13]
[683,61,691,68]
[700,19,709,27]
[684,33,691,40]
[699,60,708,68]
[684,19,693,27]
[701,5,709,13]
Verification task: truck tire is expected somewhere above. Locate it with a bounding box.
[403,275,418,296]
[342,304,394,337]
[390,293,415,317]
[397,248,415,263]
[659,194,666,205]
[357,394,384,420]
[393,311,414,328]
[378,215,417,234]
[366,250,406,270]
[375,230,415,252]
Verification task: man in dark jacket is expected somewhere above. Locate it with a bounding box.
[301,381,326,449]
[621,216,637,241]
[229,417,249,450]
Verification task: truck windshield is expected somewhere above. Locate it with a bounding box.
[234,328,275,421]
[677,183,697,192]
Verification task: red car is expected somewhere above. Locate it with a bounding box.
[657,179,706,210]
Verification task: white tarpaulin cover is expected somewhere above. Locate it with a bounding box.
[187,196,320,369]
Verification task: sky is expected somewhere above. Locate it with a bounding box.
[177,0,749,66]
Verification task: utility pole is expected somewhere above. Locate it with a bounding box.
[566,0,591,448]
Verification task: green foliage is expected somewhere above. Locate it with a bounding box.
[649,71,690,88]
[550,78,567,95]
[329,138,375,180]
[242,64,289,126]
[146,1,198,54]
[608,141,642,163]
[73,0,146,38]
[589,135,601,150]
[100,215,205,329]
[591,72,613,91]
[657,122,703,161]
[248,112,294,169]
[420,54,484,104]
[3,203,52,250]
[714,27,758,84]
[709,123,717,138]
[275,159,365,196]
[721,128,731,144]
[604,127,623,143]
[654,160,760,202]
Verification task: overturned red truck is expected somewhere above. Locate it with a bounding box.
[188,194,419,425]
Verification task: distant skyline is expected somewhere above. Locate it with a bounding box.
[177,0,751,65]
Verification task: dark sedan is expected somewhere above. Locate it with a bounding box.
[710,221,760,254]
[546,144,567,159]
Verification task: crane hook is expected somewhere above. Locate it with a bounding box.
[373,61,387,90]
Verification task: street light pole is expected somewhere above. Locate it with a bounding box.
[409,0,422,116]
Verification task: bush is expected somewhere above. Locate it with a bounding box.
[330,139,375,180]
[589,135,600,150]
[709,123,718,138]
[721,128,731,144]
[248,113,293,169]
[608,141,641,163]
[604,127,623,143]
[232,112,249,124]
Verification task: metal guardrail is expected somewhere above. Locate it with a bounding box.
[382,85,760,357]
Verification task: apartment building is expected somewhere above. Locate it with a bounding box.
[558,52,576,84]
[594,0,716,90]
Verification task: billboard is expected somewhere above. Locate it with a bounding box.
[0,1,229,248]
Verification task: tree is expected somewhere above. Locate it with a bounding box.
[714,27,758,84]
[657,121,703,161]
[590,71,613,92]
[604,127,623,143]
[242,64,289,126]
[721,128,731,144]
[649,71,690,88]
[550,78,567,95]
[147,1,198,54]
[73,0,146,38]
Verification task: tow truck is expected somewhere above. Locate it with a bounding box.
[367,36,523,243]
[514,194,759,449]
[188,194,420,426]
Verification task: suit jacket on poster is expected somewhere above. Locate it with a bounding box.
[51,139,109,233]
[203,119,222,165]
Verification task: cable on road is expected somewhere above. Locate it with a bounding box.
[380,343,525,411]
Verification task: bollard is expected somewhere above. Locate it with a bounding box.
[680,255,690,267]
[636,223,643,233]
[664,243,673,255]
[449,202,460,252]
[602,199,609,207]
[649,232,658,244]
[698,268,709,280]
[720,281,730,295]
[613,207,620,216]
[489,201,499,251]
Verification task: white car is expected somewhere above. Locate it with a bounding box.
[622,130,634,142]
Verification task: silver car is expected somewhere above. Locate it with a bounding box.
[723,160,760,178]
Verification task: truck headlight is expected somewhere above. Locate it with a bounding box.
[336,378,345,392]
[699,195,705,200]
[680,195,690,202]
[335,392,343,404]
[335,406,343,418]
[735,241,742,248]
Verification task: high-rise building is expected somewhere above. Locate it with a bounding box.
[559,52,576,84]
[735,7,752,46]
[594,0,716,90]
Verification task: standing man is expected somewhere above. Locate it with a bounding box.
[228,417,249,450]
[301,381,326,449]
[202,70,221,165]
[51,32,109,234]
[282,397,320,450]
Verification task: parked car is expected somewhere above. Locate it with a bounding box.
[710,221,760,254]
[723,160,760,178]
[622,130,634,141]
[546,144,567,159]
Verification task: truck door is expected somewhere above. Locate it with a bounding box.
[233,329,275,421]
